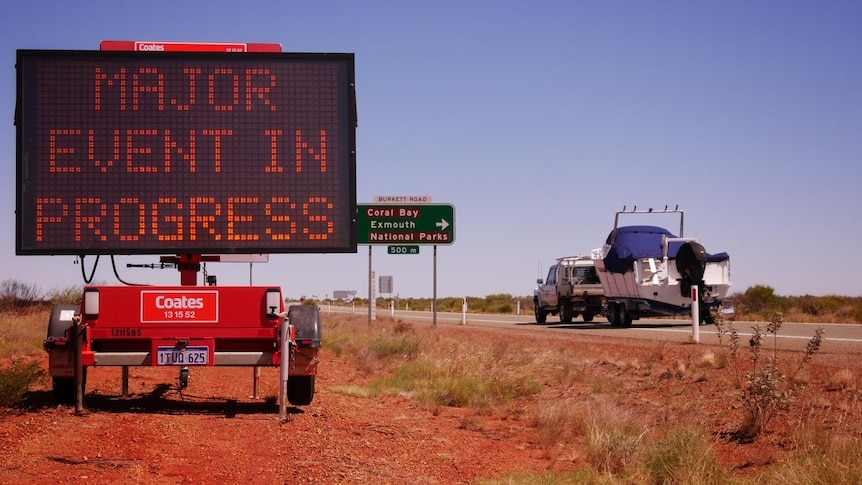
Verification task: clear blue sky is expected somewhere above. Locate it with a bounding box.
[2,1,861,299]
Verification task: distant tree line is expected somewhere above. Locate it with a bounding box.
[0,280,80,312]
[335,285,862,324]
[2,279,861,323]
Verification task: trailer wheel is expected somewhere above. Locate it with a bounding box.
[700,307,716,325]
[618,303,633,327]
[607,302,619,326]
[287,375,315,406]
[52,368,87,405]
[582,312,595,322]
[534,304,548,324]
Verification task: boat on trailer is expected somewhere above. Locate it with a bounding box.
[592,206,732,326]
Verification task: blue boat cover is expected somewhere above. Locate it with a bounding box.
[603,225,729,273]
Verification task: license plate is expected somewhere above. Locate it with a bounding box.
[156,346,209,366]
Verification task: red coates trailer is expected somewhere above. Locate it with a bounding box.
[44,285,322,406]
[18,40,359,413]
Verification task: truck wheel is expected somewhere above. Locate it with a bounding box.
[582,312,595,322]
[534,305,548,324]
[287,375,315,406]
[559,302,573,323]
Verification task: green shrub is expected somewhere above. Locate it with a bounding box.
[0,358,46,407]
[718,312,824,440]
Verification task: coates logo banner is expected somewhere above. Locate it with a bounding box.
[135,42,166,51]
[133,41,249,52]
[100,40,282,53]
[141,290,218,323]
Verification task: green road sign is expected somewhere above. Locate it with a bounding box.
[388,245,420,255]
[357,204,455,245]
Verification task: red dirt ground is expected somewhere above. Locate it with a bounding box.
[2,313,860,483]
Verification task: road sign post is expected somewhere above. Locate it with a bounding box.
[358,203,455,328]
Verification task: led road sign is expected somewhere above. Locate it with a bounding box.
[16,50,357,255]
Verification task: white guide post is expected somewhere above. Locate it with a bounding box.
[691,286,700,343]
[461,297,467,325]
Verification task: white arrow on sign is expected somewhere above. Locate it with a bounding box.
[436,219,450,231]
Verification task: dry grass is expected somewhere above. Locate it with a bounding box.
[825,369,856,392]
[532,398,579,457]
[766,436,862,484]
[578,400,648,476]
[0,309,49,359]
[327,317,544,413]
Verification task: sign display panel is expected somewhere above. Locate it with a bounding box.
[16,50,357,255]
[356,204,455,245]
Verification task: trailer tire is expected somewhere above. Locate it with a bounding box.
[617,303,632,327]
[700,307,716,325]
[287,375,315,406]
[608,302,620,327]
[582,312,595,322]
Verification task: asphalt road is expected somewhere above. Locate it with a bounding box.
[323,305,861,353]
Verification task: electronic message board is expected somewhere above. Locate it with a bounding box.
[16,50,357,255]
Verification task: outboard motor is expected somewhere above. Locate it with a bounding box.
[676,241,707,297]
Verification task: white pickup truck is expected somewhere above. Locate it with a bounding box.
[534,256,605,324]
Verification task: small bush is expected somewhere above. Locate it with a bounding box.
[0,358,46,407]
[718,312,824,440]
